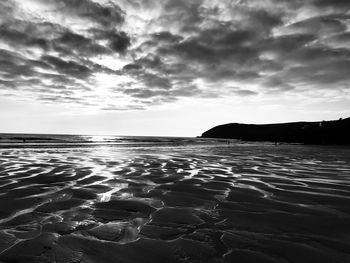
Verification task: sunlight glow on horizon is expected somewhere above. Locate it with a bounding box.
[1,0,350,135]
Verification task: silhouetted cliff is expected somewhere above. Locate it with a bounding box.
[201,118,350,145]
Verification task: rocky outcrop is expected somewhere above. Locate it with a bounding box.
[201,117,350,145]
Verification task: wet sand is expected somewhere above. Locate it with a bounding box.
[0,144,350,262]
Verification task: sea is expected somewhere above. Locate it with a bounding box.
[0,133,350,262]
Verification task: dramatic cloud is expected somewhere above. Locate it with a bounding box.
[0,0,349,110]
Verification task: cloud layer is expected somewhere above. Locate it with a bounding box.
[0,0,349,110]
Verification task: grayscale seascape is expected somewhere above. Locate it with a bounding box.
[1,0,350,262]
[0,135,350,262]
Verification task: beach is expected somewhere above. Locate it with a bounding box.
[0,136,350,262]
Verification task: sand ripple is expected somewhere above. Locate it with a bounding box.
[0,144,350,262]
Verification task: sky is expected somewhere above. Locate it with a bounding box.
[0,0,350,136]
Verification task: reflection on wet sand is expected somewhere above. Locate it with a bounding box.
[0,144,350,262]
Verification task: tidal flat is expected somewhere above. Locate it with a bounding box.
[0,139,350,262]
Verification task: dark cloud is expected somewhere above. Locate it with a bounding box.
[285,46,350,65]
[233,89,258,96]
[0,18,130,57]
[123,63,143,71]
[137,73,172,90]
[108,32,131,53]
[122,83,202,100]
[0,0,349,109]
[0,49,93,104]
[123,88,166,99]
[286,14,349,36]
[152,31,184,43]
[260,34,316,55]
[53,31,109,56]
[171,85,202,97]
[262,77,294,92]
[0,21,52,50]
[313,0,350,8]
[0,49,38,79]
[43,0,124,27]
[280,59,350,86]
[136,55,162,69]
[247,9,283,30]
[91,29,131,53]
[324,32,350,48]
[158,24,260,66]
[42,55,91,78]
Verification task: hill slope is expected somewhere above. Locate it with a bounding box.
[201,118,350,145]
